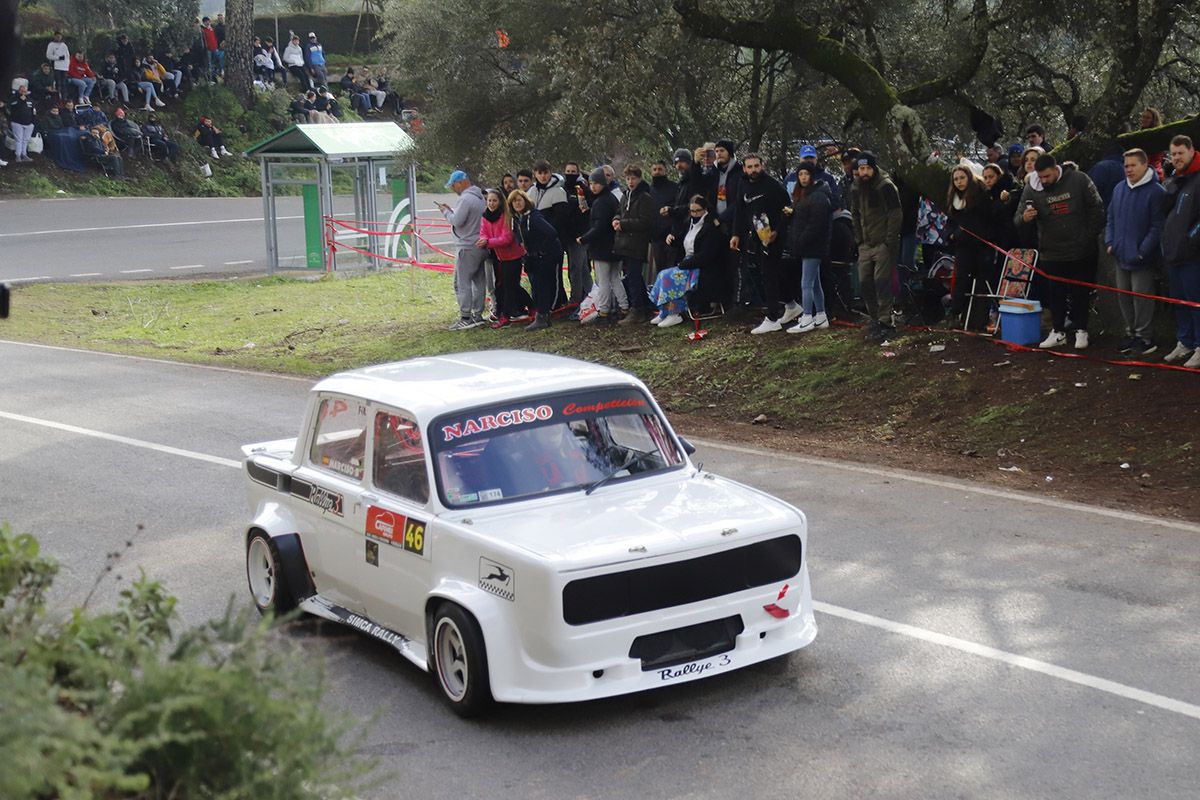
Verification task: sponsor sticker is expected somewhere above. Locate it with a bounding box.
[365,506,426,556]
[561,397,648,416]
[291,480,344,517]
[657,653,732,682]
[478,557,515,601]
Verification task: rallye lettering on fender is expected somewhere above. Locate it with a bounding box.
[441,405,553,442]
[290,478,344,517]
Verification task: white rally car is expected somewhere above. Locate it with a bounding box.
[242,351,816,715]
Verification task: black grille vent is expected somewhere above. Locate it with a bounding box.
[629,615,744,671]
[562,534,801,625]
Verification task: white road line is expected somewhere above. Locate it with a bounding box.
[3,276,52,283]
[169,264,205,270]
[3,399,1198,720]
[0,410,241,469]
[813,601,1200,721]
[0,216,303,238]
[119,269,154,274]
[690,437,1200,534]
[69,272,102,277]
[223,260,254,265]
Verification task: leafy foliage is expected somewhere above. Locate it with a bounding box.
[0,522,369,799]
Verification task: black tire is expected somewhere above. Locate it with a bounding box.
[245,530,297,616]
[430,603,493,717]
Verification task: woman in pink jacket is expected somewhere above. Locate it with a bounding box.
[476,188,532,327]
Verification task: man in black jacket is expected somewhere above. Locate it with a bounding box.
[531,160,570,308]
[561,161,593,311]
[729,153,791,334]
[648,160,677,272]
[1161,135,1200,368]
[578,168,626,322]
[613,164,657,323]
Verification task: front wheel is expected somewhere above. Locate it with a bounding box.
[431,603,493,717]
[246,530,296,616]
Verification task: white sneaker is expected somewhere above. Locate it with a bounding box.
[219,146,231,156]
[1038,330,1067,349]
[648,311,665,325]
[142,105,153,111]
[779,302,802,325]
[1074,330,1089,350]
[750,317,783,335]
[787,314,815,333]
[210,147,220,159]
[1164,342,1195,363]
[658,313,683,328]
[813,312,829,329]
[1184,349,1200,369]
[154,98,166,107]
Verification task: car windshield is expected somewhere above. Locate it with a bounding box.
[430,388,685,507]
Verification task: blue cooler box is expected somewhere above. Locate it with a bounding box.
[998,299,1042,346]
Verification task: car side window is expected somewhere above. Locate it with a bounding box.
[309,396,367,481]
[373,409,430,505]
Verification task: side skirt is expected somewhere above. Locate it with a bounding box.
[299,594,429,672]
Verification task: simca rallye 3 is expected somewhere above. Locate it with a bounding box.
[242,351,816,715]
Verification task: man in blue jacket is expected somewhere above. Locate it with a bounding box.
[1105,149,1166,355]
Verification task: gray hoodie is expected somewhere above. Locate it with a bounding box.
[442,184,486,248]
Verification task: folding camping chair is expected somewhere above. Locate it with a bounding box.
[965,247,1038,335]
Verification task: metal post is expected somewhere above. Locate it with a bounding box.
[365,159,380,270]
[407,160,419,264]
[261,158,277,274]
[319,159,334,272]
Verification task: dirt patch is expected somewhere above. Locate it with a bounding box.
[664,327,1199,523]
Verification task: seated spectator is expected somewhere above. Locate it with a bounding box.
[142,113,179,162]
[317,86,342,120]
[28,63,59,108]
[360,67,387,110]
[128,57,166,110]
[110,106,143,152]
[99,54,129,104]
[261,37,285,86]
[194,115,230,158]
[158,51,187,95]
[145,56,179,98]
[253,37,276,86]
[67,52,97,103]
[39,104,66,130]
[139,57,169,102]
[80,124,124,178]
[650,194,723,327]
[282,34,310,91]
[340,68,372,114]
[288,93,311,123]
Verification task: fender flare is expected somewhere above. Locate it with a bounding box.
[423,579,512,665]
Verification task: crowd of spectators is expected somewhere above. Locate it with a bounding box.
[2,24,404,173]
[436,120,1200,370]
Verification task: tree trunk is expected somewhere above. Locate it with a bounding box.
[225,0,255,108]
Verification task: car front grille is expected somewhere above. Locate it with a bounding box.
[561,534,801,625]
[628,614,745,671]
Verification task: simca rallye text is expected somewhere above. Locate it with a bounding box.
[242,351,816,715]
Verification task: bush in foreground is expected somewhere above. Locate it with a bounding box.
[0,522,369,799]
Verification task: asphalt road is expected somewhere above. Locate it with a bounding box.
[2,340,1198,799]
[0,194,459,284]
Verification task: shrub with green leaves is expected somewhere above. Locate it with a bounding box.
[0,522,370,800]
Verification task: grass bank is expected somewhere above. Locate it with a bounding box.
[4,270,1198,521]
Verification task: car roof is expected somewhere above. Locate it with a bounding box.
[312,351,644,419]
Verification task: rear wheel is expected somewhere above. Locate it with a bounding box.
[431,603,493,717]
[246,531,296,616]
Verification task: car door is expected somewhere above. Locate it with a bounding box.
[356,406,435,638]
[293,393,371,613]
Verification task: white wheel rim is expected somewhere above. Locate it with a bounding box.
[247,537,276,609]
[435,618,469,701]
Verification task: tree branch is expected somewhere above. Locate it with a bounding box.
[897,0,991,106]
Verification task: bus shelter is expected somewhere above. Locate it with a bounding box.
[246,122,416,273]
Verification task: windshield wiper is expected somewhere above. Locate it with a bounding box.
[584,449,655,495]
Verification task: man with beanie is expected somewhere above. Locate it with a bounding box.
[437,170,488,330]
[707,139,744,307]
[729,153,791,334]
[578,167,627,322]
[851,150,903,341]
[561,161,593,312]
[664,148,703,265]
[839,147,861,212]
[648,159,678,272]
[1014,153,1105,350]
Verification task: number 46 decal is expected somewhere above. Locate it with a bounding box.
[402,519,426,556]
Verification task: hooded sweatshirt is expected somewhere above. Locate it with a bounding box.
[442,184,486,248]
[1162,149,1200,267]
[479,208,525,262]
[68,55,95,79]
[1013,163,1104,261]
[1105,166,1165,270]
[46,40,70,72]
[528,174,569,242]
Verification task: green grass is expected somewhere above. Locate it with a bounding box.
[969,403,1030,427]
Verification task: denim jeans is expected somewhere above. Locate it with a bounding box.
[1168,262,1200,348]
[801,257,826,315]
